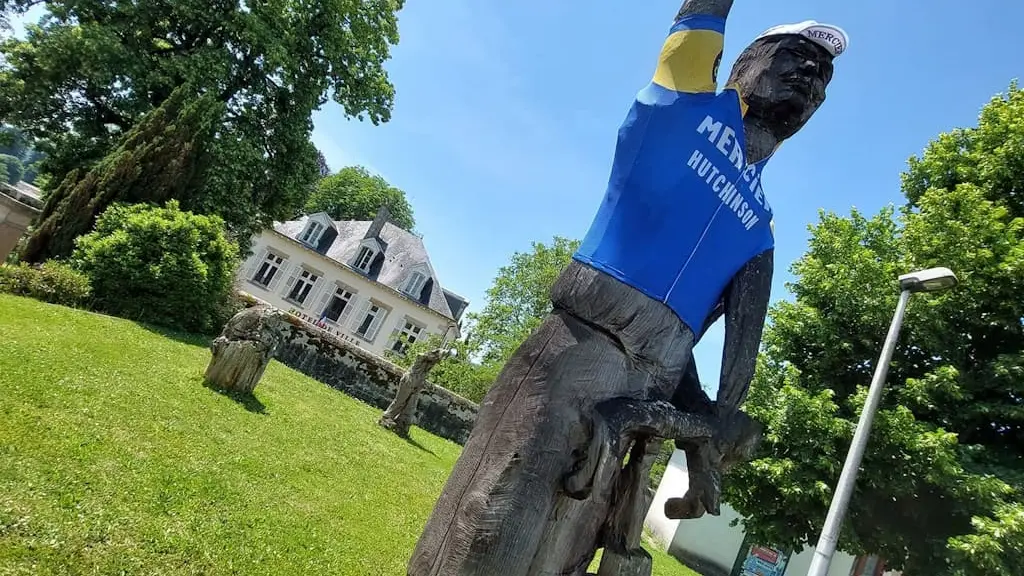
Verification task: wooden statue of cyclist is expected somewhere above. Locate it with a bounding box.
[410,1,848,574]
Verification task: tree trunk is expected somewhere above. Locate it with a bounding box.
[379,348,447,437]
[203,304,288,394]
[204,336,273,393]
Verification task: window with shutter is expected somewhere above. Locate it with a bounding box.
[299,221,325,245]
[242,249,267,279]
[285,268,320,306]
[354,246,375,272]
[251,251,284,288]
[403,272,427,298]
[365,307,388,342]
[321,285,356,323]
[390,318,425,355]
[267,257,290,291]
[352,300,389,342]
[348,298,371,331]
[316,283,334,315]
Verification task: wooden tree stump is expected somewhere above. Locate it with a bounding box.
[379,347,448,437]
[205,338,273,393]
[204,304,289,394]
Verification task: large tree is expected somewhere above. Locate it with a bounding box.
[306,165,415,230]
[466,236,579,365]
[724,85,1024,575]
[0,0,403,241]
[19,85,224,263]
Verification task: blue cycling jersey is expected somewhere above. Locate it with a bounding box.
[574,15,774,334]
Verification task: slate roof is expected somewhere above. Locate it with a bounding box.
[273,214,468,322]
[443,289,470,322]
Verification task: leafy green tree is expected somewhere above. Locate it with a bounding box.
[306,166,415,230]
[19,86,224,263]
[0,0,403,235]
[72,200,239,334]
[20,148,44,184]
[0,153,22,183]
[0,126,29,159]
[726,85,1024,575]
[466,236,580,365]
[388,334,501,403]
[0,126,45,184]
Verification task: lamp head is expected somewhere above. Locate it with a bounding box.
[898,267,958,294]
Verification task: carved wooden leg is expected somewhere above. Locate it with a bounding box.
[411,261,697,576]
[409,310,634,576]
[596,437,661,576]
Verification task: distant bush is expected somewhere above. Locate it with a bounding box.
[0,153,23,184]
[0,261,92,308]
[72,201,240,334]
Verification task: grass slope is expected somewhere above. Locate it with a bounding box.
[0,295,696,575]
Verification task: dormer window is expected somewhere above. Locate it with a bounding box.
[403,271,427,298]
[299,220,326,246]
[354,246,375,272]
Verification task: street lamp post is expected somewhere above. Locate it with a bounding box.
[806,267,958,576]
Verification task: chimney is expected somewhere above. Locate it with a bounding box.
[364,205,390,240]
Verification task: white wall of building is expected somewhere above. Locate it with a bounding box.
[237,231,456,358]
[646,449,886,576]
[646,449,685,548]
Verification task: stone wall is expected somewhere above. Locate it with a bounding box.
[238,293,479,444]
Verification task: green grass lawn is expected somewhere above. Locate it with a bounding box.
[0,294,696,575]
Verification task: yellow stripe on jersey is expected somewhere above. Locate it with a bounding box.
[652,29,723,94]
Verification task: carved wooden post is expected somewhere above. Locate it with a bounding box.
[379,348,448,437]
[204,305,288,394]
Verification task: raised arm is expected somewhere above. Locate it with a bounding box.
[676,0,735,20]
[653,0,735,94]
[716,249,774,412]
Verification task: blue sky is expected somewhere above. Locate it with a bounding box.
[11,1,1024,393]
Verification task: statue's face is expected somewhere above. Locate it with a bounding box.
[729,35,835,142]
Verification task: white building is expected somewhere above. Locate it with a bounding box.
[237,207,469,358]
[645,450,901,576]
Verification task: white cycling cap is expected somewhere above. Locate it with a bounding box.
[755,20,849,58]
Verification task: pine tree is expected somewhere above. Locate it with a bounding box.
[19,86,223,263]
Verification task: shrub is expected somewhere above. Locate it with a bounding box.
[0,261,92,307]
[72,201,240,334]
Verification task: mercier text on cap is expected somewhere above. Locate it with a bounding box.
[755,20,849,58]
